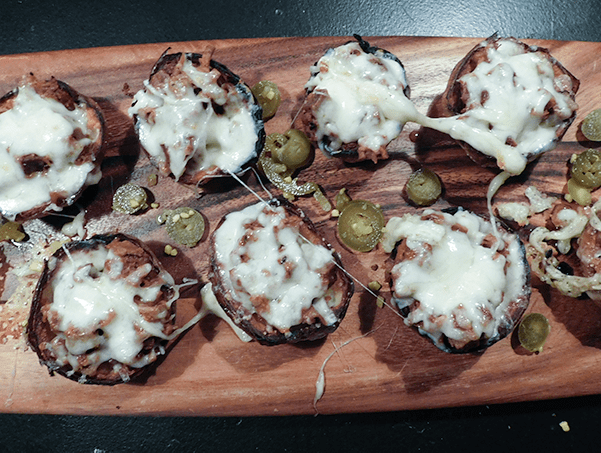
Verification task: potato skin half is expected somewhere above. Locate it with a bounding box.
[388,207,531,353]
[296,35,409,164]
[131,51,264,186]
[27,233,176,385]
[209,198,354,345]
[0,75,105,222]
[442,35,579,169]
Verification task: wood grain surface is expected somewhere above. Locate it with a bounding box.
[1,36,600,417]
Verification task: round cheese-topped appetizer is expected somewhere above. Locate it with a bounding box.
[442,35,579,175]
[297,35,410,163]
[210,198,353,345]
[381,207,531,352]
[0,75,104,221]
[27,234,182,384]
[129,51,264,186]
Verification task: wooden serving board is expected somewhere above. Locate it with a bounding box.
[1,36,601,417]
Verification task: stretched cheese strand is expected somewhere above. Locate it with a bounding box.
[359,82,537,176]
[486,171,512,248]
[200,283,252,342]
[311,39,575,176]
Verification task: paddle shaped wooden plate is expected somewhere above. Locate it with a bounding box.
[1,36,600,417]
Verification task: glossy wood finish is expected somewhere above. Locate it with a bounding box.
[1,36,600,417]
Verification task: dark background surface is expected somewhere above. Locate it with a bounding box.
[1,0,601,452]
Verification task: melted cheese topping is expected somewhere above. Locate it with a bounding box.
[305,41,409,154]
[213,202,337,331]
[128,56,259,181]
[0,85,100,220]
[381,209,527,350]
[435,40,575,174]
[44,244,177,376]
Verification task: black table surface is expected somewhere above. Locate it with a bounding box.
[1,1,601,452]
